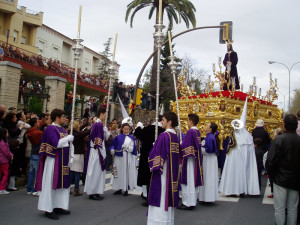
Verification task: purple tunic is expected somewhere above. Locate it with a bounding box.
[110,134,137,157]
[35,125,70,191]
[203,132,218,154]
[180,128,204,187]
[84,121,105,172]
[148,131,180,211]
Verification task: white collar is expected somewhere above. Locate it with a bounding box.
[52,122,61,127]
[165,128,176,134]
[190,126,198,130]
[96,118,102,123]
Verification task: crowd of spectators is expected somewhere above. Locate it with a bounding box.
[0,42,109,89]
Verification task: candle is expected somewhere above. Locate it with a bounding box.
[209,75,211,82]
[168,31,173,57]
[78,5,82,36]
[212,63,216,72]
[254,86,257,94]
[158,0,163,23]
[259,88,261,96]
[112,33,118,61]
[275,78,277,86]
[253,76,256,85]
[241,84,243,92]
[218,57,221,64]
[270,73,272,79]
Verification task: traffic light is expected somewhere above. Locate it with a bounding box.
[219,21,233,44]
[136,88,143,105]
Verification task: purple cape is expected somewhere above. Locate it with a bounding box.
[84,121,105,172]
[180,129,204,187]
[148,131,180,210]
[35,125,70,191]
[110,134,137,157]
[203,132,218,154]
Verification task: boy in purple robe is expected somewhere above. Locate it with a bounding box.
[198,122,219,203]
[178,114,203,210]
[35,109,74,220]
[147,112,180,225]
[110,123,137,196]
[84,107,110,200]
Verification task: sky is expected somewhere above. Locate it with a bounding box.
[18,0,300,111]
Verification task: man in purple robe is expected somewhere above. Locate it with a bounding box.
[35,109,74,220]
[223,43,240,90]
[84,107,110,200]
[147,112,180,225]
[178,114,203,210]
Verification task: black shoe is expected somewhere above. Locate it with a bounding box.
[113,190,122,195]
[178,204,194,210]
[89,194,100,200]
[96,194,104,200]
[142,201,149,207]
[123,191,128,196]
[53,208,70,215]
[45,212,59,220]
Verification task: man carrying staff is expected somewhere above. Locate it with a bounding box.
[178,114,203,210]
[84,107,110,200]
[35,109,74,220]
[147,112,180,225]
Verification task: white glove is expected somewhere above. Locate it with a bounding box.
[68,144,74,166]
[67,135,74,142]
[103,126,108,133]
[111,149,115,156]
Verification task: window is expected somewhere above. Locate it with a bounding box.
[21,36,26,44]
[84,61,90,72]
[52,46,59,59]
[13,30,18,43]
[38,40,45,53]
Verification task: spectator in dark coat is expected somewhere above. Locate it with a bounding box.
[254,138,264,190]
[252,119,271,153]
[266,114,300,225]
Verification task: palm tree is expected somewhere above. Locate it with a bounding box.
[125,0,197,92]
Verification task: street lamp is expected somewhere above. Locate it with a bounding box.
[268,61,300,112]
[277,89,296,113]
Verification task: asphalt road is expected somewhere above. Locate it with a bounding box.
[0,175,275,225]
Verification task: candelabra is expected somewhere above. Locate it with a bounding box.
[168,55,182,143]
[212,58,227,91]
[105,61,118,126]
[268,73,279,103]
[153,22,165,140]
[70,37,83,136]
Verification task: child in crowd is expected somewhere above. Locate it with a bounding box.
[0,128,13,194]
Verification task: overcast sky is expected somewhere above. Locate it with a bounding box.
[18,0,300,111]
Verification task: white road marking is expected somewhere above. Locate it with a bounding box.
[262,179,274,205]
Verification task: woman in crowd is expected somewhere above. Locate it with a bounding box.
[69,121,91,196]
[3,112,24,140]
[110,123,137,196]
[0,128,13,194]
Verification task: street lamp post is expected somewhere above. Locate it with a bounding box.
[277,90,296,113]
[268,61,300,112]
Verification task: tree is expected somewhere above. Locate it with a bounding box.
[125,0,197,92]
[181,56,209,94]
[98,38,113,78]
[289,89,300,115]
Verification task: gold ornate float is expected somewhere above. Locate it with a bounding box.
[171,64,283,149]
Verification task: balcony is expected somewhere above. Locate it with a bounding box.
[17,6,43,26]
[0,0,18,14]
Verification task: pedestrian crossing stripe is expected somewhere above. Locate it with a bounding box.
[262,179,273,205]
